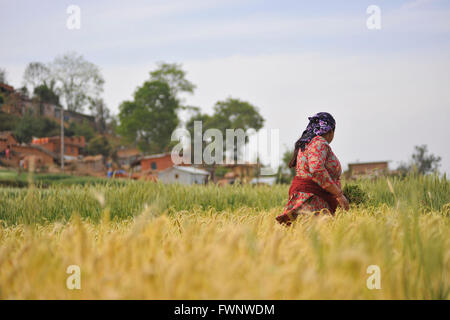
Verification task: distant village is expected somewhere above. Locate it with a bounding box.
[0,81,392,185]
[0,81,275,185]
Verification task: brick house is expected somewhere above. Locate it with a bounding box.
[140,152,174,172]
[10,144,56,168]
[0,82,95,128]
[0,83,23,116]
[32,136,86,157]
[54,107,96,128]
[347,161,389,177]
[0,131,17,152]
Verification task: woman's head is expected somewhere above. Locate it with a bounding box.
[288,112,336,168]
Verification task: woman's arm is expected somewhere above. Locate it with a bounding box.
[323,183,349,211]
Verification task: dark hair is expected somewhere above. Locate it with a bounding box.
[288,112,336,168]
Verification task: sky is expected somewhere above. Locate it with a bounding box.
[1,0,450,174]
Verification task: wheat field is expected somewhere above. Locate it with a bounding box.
[0,175,449,299]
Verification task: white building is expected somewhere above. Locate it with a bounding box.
[250,176,277,186]
[158,166,210,185]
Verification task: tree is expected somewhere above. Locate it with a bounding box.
[87,135,111,157]
[88,97,110,134]
[150,62,196,97]
[22,62,51,92]
[13,113,60,143]
[117,80,180,153]
[0,112,20,131]
[66,120,95,142]
[411,145,441,174]
[397,144,441,175]
[186,97,265,162]
[0,68,7,83]
[282,149,295,178]
[33,84,60,105]
[23,53,105,112]
[51,52,104,112]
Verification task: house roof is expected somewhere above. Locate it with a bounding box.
[348,161,389,166]
[140,152,171,161]
[0,83,14,92]
[83,155,103,162]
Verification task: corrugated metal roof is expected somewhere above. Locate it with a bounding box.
[170,165,210,175]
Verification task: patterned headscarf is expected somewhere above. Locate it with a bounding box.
[297,112,336,151]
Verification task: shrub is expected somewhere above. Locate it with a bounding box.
[343,183,368,205]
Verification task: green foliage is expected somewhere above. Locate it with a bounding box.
[210,98,265,132]
[0,173,448,226]
[215,166,231,178]
[150,62,196,96]
[343,183,368,205]
[186,97,265,163]
[0,111,20,131]
[118,80,179,153]
[88,97,110,133]
[282,149,295,179]
[87,135,111,157]
[33,84,60,105]
[0,170,119,190]
[67,120,95,142]
[0,68,7,83]
[397,144,442,175]
[13,114,60,143]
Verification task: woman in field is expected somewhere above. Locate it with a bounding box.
[276,112,349,225]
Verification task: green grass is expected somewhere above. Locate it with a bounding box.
[0,170,119,188]
[0,173,448,226]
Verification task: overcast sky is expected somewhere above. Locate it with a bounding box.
[1,0,449,174]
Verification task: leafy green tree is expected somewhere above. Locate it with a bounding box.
[66,120,95,142]
[117,80,179,153]
[150,62,196,97]
[411,145,441,174]
[33,84,60,105]
[0,112,20,131]
[397,144,441,175]
[87,135,111,157]
[13,114,60,143]
[0,68,7,83]
[88,97,110,134]
[282,149,295,178]
[186,97,265,162]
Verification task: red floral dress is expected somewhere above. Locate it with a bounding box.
[282,135,342,215]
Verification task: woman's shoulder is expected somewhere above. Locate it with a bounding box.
[308,135,329,149]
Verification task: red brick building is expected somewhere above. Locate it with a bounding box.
[32,136,86,157]
[140,152,174,172]
[348,161,389,177]
[10,144,56,168]
[0,131,17,152]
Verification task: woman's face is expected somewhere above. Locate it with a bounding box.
[323,129,335,143]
